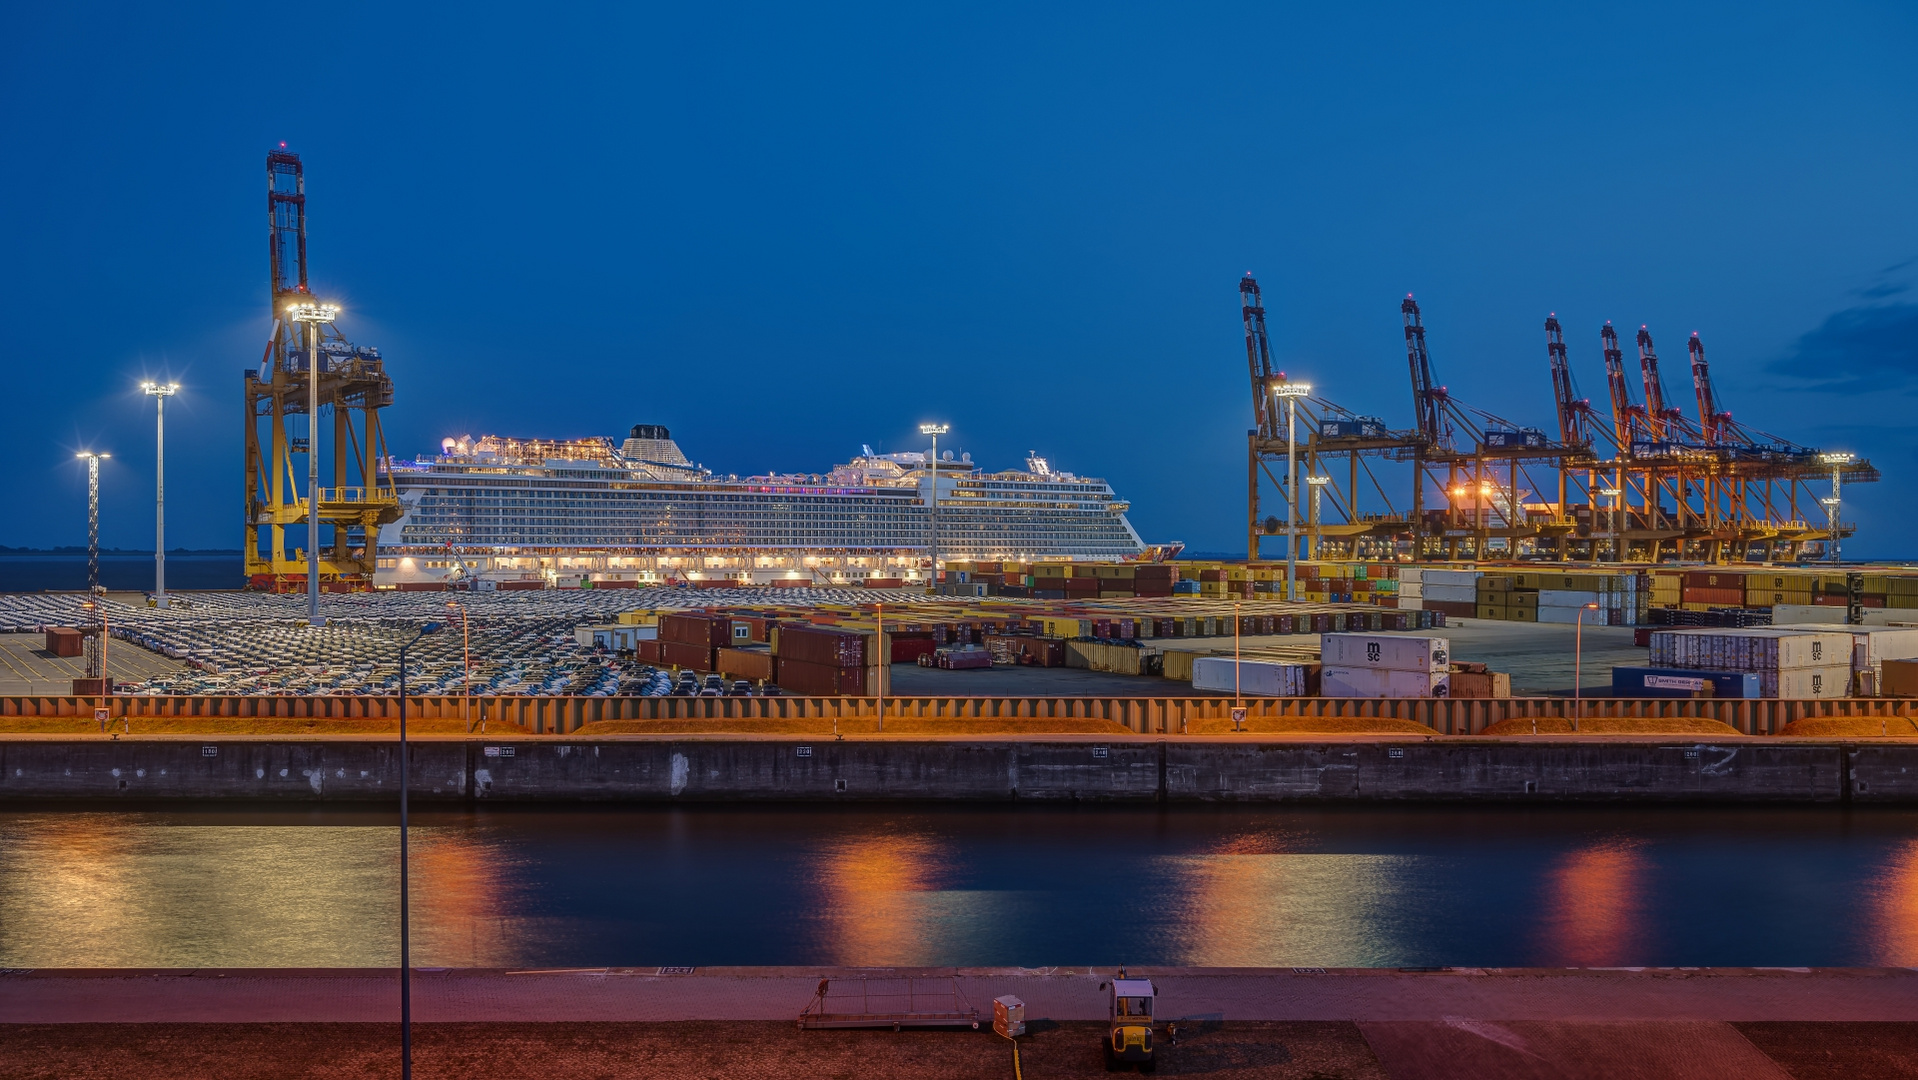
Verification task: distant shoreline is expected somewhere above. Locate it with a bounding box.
[0,549,241,556]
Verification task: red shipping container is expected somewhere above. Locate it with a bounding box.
[660,640,716,671]
[890,634,937,663]
[777,625,868,667]
[777,658,869,696]
[1681,586,1743,606]
[45,627,84,657]
[1683,570,1744,590]
[636,639,662,663]
[715,647,774,682]
[865,577,905,589]
[661,613,730,648]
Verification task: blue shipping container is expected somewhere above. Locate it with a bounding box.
[1611,666,1761,699]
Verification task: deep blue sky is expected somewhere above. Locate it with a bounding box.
[3,3,1914,555]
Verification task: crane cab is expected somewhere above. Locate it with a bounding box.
[1104,976,1157,1072]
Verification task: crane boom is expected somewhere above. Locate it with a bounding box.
[1636,326,1670,437]
[1545,314,1587,446]
[1601,321,1641,446]
[1241,276,1279,439]
[1403,296,1443,447]
[1688,332,1728,445]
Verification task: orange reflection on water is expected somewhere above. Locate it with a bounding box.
[815,831,948,965]
[1170,853,1410,967]
[1538,839,1645,965]
[409,830,514,967]
[1867,839,1918,965]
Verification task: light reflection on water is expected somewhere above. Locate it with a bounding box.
[2,804,1916,969]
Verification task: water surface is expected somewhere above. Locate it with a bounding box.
[1,803,1912,969]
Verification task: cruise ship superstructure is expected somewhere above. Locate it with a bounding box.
[375,425,1146,587]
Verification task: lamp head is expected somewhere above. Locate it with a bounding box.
[1818,452,1855,466]
[142,381,179,398]
[285,301,340,324]
[919,423,949,436]
[420,622,443,635]
[1584,602,1600,610]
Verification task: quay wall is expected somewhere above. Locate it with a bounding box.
[9,693,1918,736]
[2,737,1913,803]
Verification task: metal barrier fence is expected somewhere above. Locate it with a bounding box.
[5,694,1917,736]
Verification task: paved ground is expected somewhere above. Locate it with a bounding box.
[0,630,184,697]
[4,969,1918,1078]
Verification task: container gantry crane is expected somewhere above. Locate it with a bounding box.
[243,148,402,592]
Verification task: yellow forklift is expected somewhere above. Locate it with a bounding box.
[1101,969,1158,1072]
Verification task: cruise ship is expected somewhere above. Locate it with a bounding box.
[374,425,1149,587]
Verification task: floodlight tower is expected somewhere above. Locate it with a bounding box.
[920,423,949,592]
[76,451,109,675]
[141,382,179,607]
[1306,475,1331,560]
[287,302,338,624]
[1270,378,1311,599]
[1819,453,1855,562]
[1599,487,1623,562]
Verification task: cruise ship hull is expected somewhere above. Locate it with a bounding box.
[373,427,1145,588]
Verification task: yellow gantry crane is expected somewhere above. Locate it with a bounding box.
[243,149,402,592]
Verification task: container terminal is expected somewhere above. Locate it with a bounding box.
[10,147,1916,739]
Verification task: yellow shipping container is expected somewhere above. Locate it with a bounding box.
[1476,602,1508,620]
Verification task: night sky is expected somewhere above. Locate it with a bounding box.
[3,3,1914,556]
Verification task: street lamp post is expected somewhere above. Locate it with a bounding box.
[141,382,179,608]
[919,424,949,594]
[1818,453,1854,563]
[397,620,443,1080]
[1233,600,1243,731]
[286,301,339,626]
[446,601,473,732]
[1270,380,1311,601]
[1572,601,1599,731]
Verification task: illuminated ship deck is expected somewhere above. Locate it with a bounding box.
[376,425,1144,586]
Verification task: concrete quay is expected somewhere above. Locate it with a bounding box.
[3,734,1915,803]
[4,967,1917,1078]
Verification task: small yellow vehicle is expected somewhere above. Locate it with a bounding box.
[1102,972,1157,1073]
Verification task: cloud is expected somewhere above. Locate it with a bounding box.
[1856,281,1910,300]
[1769,303,1918,392]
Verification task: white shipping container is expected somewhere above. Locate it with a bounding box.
[1767,665,1854,699]
[1538,589,1602,607]
[1322,666,1451,698]
[1649,629,1853,671]
[1772,605,1845,625]
[1536,605,1605,625]
[1421,584,1478,603]
[1399,599,1424,611]
[1775,625,1918,675]
[1191,657,1308,696]
[1422,569,1481,587]
[1399,582,1424,599]
[1320,633,1450,671]
[1401,567,1424,584]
